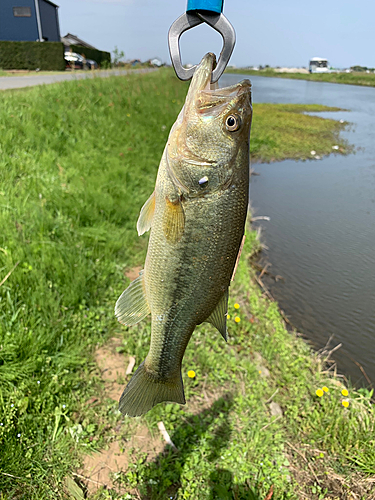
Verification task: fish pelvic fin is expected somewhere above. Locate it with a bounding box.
[206,288,229,342]
[119,361,186,417]
[115,270,150,326]
[137,191,155,236]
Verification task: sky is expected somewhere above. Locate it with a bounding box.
[58,0,375,69]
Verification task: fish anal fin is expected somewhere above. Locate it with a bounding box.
[137,191,156,236]
[115,270,150,326]
[163,195,185,243]
[119,361,186,417]
[206,288,229,342]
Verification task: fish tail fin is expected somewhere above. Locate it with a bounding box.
[119,361,185,417]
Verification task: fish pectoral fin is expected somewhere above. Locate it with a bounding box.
[163,195,185,243]
[137,191,156,236]
[115,270,150,326]
[206,288,229,342]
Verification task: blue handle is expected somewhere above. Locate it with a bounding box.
[186,0,224,14]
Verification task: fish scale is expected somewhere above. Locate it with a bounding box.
[115,53,252,416]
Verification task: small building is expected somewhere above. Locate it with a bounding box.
[61,33,98,52]
[149,58,163,67]
[0,0,61,42]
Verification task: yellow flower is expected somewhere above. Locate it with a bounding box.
[187,370,196,379]
[322,386,329,393]
[342,400,349,408]
[234,303,240,309]
[341,388,349,397]
[234,316,241,323]
[316,389,324,397]
[227,314,231,320]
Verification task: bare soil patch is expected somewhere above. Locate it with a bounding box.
[79,337,165,496]
[125,265,142,281]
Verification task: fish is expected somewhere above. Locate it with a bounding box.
[115,53,252,417]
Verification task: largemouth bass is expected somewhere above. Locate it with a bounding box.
[115,53,252,417]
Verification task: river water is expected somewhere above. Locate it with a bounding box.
[220,74,375,386]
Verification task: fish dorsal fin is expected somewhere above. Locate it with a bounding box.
[115,270,150,326]
[137,191,156,236]
[207,288,229,342]
[163,195,185,243]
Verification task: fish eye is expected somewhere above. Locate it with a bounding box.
[225,114,241,132]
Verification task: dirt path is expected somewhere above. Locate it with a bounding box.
[0,68,156,91]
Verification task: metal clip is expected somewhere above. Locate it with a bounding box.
[168,11,236,83]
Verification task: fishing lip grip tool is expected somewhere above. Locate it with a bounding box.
[168,0,236,83]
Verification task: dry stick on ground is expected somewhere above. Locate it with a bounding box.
[264,484,274,500]
[265,388,279,404]
[251,262,284,281]
[126,356,136,375]
[348,357,373,386]
[286,441,321,485]
[72,472,105,487]
[0,261,20,287]
[0,471,24,480]
[157,422,178,451]
[260,415,282,432]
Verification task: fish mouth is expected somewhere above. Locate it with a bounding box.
[184,52,217,99]
[188,53,252,94]
[198,79,252,109]
[186,53,252,112]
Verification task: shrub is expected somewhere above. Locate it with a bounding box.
[0,41,65,70]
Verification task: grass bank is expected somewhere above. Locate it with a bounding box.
[227,68,375,88]
[0,69,371,499]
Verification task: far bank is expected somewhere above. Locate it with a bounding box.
[227,67,375,88]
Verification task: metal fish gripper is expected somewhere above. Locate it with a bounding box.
[168,0,236,83]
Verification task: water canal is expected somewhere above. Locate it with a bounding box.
[220,74,375,386]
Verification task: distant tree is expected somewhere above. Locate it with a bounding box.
[350,65,367,72]
[112,46,125,66]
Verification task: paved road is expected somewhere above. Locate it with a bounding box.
[0,69,155,91]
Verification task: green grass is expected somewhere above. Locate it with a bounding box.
[250,103,350,162]
[227,68,375,87]
[0,66,150,77]
[105,231,375,500]
[0,69,370,500]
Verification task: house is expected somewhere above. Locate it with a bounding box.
[0,0,61,42]
[61,33,98,51]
